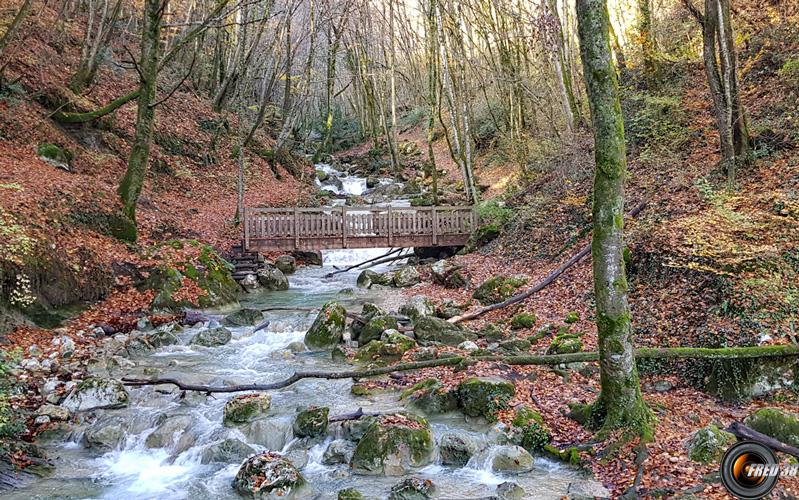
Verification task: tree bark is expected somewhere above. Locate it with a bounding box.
[116,0,165,239]
[576,0,653,439]
[0,0,33,61]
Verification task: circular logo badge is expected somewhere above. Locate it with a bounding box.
[720,441,779,499]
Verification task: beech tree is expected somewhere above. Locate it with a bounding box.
[575,0,653,439]
[117,0,167,238]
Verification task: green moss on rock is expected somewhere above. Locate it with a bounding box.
[304,301,346,350]
[686,424,736,464]
[350,413,435,475]
[223,394,271,425]
[414,316,474,346]
[293,406,330,438]
[337,488,364,500]
[744,408,799,448]
[400,379,457,414]
[357,315,399,345]
[457,377,515,421]
[354,333,415,365]
[233,452,308,498]
[510,313,537,329]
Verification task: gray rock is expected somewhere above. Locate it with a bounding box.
[275,255,297,275]
[567,479,611,500]
[458,341,479,351]
[293,406,329,438]
[200,438,255,464]
[653,380,674,393]
[244,418,292,450]
[304,302,346,350]
[256,265,289,291]
[491,445,534,473]
[37,404,70,421]
[145,414,194,449]
[414,316,474,346]
[83,418,125,450]
[439,434,476,466]
[223,394,272,425]
[393,266,421,288]
[34,416,50,425]
[190,327,232,347]
[496,482,526,499]
[430,260,469,289]
[399,296,435,321]
[223,308,264,327]
[388,477,436,500]
[322,439,356,465]
[286,341,306,353]
[62,378,129,412]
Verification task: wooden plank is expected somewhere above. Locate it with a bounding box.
[432,207,438,245]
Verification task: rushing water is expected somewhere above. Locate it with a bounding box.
[10,169,582,499]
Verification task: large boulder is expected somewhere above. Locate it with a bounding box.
[430,261,469,289]
[233,452,309,499]
[304,301,346,350]
[292,250,323,266]
[356,315,399,345]
[201,438,255,464]
[293,406,329,438]
[457,377,516,420]
[490,445,534,473]
[686,424,736,464]
[472,276,527,305]
[413,316,474,346]
[351,303,387,339]
[388,477,436,500]
[223,308,264,327]
[393,266,421,288]
[439,433,476,466]
[398,296,435,322]
[350,413,435,475]
[744,408,799,447]
[243,419,292,450]
[191,326,232,347]
[224,394,272,425]
[257,265,289,291]
[400,379,457,414]
[356,269,393,289]
[82,418,125,450]
[62,378,129,412]
[275,255,297,275]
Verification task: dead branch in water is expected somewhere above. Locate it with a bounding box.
[324,248,402,277]
[121,344,799,394]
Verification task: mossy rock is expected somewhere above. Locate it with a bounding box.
[354,332,415,365]
[510,313,536,329]
[564,312,580,324]
[511,406,550,452]
[472,276,527,306]
[744,408,799,448]
[457,377,515,421]
[338,488,364,500]
[357,315,399,345]
[304,301,346,350]
[37,143,72,166]
[512,406,544,428]
[543,445,581,466]
[548,334,583,354]
[478,323,505,341]
[223,394,272,425]
[350,413,435,475]
[686,424,736,464]
[233,452,308,498]
[398,296,435,321]
[356,269,393,289]
[498,339,531,354]
[469,224,501,248]
[439,433,476,466]
[400,379,458,414]
[414,316,474,346]
[293,406,330,438]
[190,326,232,347]
[388,477,436,500]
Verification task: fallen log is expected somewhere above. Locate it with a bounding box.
[448,201,648,324]
[324,248,402,278]
[121,344,799,394]
[726,421,799,458]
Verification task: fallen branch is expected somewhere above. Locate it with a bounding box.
[354,251,410,269]
[449,201,648,324]
[727,421,799,458]
[121,344,799,394]
[328,407,385,422]
[324,248,401,278]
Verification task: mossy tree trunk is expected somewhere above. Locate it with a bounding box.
[637,0,659,85]
[425,0,439,204]
[576,0,653,439]
[117,0,165,239]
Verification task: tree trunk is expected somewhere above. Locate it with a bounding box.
[576,0,653,439]
[637,0,659,84]
[70,0,123,94]
[116,0,164,240]
[425,0,439,204]
[0,0,33,60]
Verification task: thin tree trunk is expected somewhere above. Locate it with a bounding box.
[0,0,33,60]
[576,0,653,439]
[116,0,165,240]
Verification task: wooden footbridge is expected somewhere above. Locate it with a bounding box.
[243,205,476,251]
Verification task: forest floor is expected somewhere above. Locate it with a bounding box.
[1,1,799,498]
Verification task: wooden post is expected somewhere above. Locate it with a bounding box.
[432,207,438,246]
[294,207,300,249]
[388,205,393,246]
[341,205,347,248]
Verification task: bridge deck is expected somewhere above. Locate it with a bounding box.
[244,205,476,251]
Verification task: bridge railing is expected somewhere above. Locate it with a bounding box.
[243,205,476,251]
